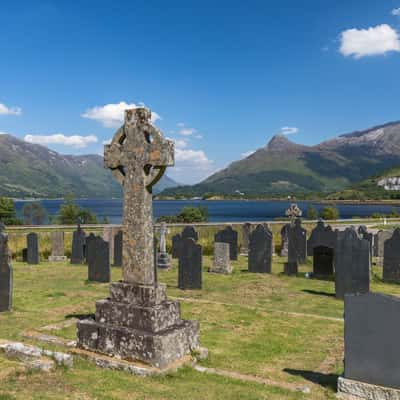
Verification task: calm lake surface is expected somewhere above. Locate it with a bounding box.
[14,199,400,224]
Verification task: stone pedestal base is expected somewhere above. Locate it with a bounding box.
[157,252,171,269]
[284,262,298,275]
[77,282,200,369]
[337,376,400,399]
[48,256,68,262]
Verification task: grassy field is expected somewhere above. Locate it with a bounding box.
[0,255,399,399]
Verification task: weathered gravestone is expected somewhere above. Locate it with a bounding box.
[307,220,337,276]
[27,232,39,265]
[280,224,289,257]
[240,222,251,255]
[290,219,307,264]
[71,224,86,264]
[210,242,231,274]
[77,107,200,368]
[178,237,202,289]
[49,231,67,262]
[215,226,238,261]
[248,224,272,273]
[86,234,110,283]
[157,222,170,269]
[358,225,373,259]
[0,224,12,312]
[383,228,400,283]
[113,230,123,267]
[335,228,370,300]
[338,292,400,397]
[171,226,199,259]
[374,229,392,264]
[22,248,27,262]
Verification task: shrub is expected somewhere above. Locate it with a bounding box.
[320,206,339,220]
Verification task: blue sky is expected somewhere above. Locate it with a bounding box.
[1,0,400,184]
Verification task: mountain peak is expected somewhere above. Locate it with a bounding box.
[266,134,296,152]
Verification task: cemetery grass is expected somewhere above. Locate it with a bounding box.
[0,259,399,399]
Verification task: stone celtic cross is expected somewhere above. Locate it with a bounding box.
[104,107,174,285]
[285,203,302,223]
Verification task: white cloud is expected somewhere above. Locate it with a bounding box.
[0,131,9,135]
[179,128,196,136]
[392,8,400,16]
[102,138,111,145]
[24,133,98,148]
[279,126,299,135]
[0,103,22,116]
[173,139,188,149]
[339,24,400,58]
[82,102,161,128]
[241,150,255,158]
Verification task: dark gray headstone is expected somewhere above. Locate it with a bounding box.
[171,234,181,259]
[313,246,334,276]
[178,237,202,290]
[289,219,307,264]
[27,232,39,265]
[215,226,238,261]
[373,230,392,261]
[344,292,400,389]
[87,235,110,283]
[383,228,400,283]
[280,224,289,256]
[358,225,373,258]
[335,228,370,300]
[22,248,27,262]
[182,226,199,241]
[85,233,96,266]
[0,230,12,312]
[71,225,86,264]
[307,220,337,255]
[113,230,123,267]
[241,223,251,255]
[248,224,272,273]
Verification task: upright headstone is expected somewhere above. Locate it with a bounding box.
[182,226,199,241]
[210,242,231,274]
[85,233,96,267]
[307,220,337,276]
[215,226,238,261]
[113,230,123,267]
[338,292,400,396]
[157,222,170,269]
[290,219,307,264]
[71,224,86,264]
[87,235,110,283]
[335,228,370,300]
[171,226,198,259]
[280,224,290,257]
[178,237,202,289]
[0,225,12,312]
[358,225,373,259]
[22,248,27,262]
[240,223,251,256]
[374,230,392,264]
[171,234,181,259]
[248,224,272,273]
[383,228,400,283]
[77,107,200,368]
[27,232,39,265]
[49,231,67,262]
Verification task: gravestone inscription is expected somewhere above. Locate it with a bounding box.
[248,224,272,273]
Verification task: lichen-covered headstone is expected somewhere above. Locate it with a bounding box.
[248,224,272,273]
[280,224,290,257]
[383,228,400,283]
[113,230,123,267]
[77,107,200,369]
[210,242,231,274]
[335,227,370,300]
[49,231,66,262]
[178,237,202,289]
[374,230,392,265]
[87,235,110,283]
[27,232,39,265]
[0,224,12,312]
[215,226,238,261]
[71,224,86,264]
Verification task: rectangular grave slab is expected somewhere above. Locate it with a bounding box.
[248,224,272,273]
[178,237,202,289]
[313,246,334,277]
[87,235,110,283]
[215,226,238,261]
[344,292,400,390]
[49,231,67,262]
[335,228,370,300]
[210,242,232,274]
[27,232,39,265]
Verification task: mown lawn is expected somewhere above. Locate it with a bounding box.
[0,255,397,399]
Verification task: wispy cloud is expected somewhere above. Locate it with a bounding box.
[278,126,299,135]
[82,102,161,128]
[24,133,98,148]
[176,122,202,138]
[241,150,255,158]
[392,8,400,16]
[0,102,22,116]
[339,24,400,58]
